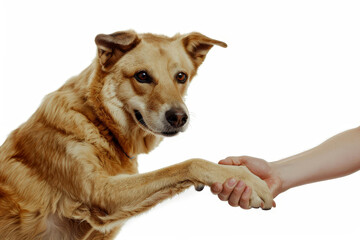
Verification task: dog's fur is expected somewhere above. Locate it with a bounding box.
[0,30,273,239]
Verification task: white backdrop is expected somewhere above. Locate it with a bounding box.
[1,1,360,239]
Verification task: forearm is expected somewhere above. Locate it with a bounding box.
[272,127,360,194]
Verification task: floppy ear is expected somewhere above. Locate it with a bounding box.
[95,30,141,71]
[182,32,227,68]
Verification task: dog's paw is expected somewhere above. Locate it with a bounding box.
[240,168,273,210]
[248,186,272,210]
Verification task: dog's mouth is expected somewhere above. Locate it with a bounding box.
[134,110,148,128]
[134,110,179,137]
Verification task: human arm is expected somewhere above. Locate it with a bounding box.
[211,126,360,208]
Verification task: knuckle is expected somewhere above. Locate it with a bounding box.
[238,155,249,163]
[239,201,250,209]
[212,189,220,194]
[223,186,234,194]
[218,194,228,201]
[228,200,238,207]
[211,184,221,194]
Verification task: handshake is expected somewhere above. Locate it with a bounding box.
[210,156,279,209]
[210,127,360,209]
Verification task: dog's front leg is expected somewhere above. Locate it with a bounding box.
[81,158,273,231]
[82,160,198,230]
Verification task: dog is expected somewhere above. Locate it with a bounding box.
[0,30,273,239]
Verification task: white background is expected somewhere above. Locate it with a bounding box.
[1,0,360,239]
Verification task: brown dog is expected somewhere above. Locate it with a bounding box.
[0,30,273,239]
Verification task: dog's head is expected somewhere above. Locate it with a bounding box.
[94,30,226,137]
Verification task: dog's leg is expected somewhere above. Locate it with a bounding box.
[81,158,273,231]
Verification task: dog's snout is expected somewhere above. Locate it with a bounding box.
[165,108,188,128]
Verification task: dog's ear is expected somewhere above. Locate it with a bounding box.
[182,32,227,68]
[95,30,141,71]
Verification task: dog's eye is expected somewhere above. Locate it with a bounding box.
[134,71,152,83]
[176,72,188,84]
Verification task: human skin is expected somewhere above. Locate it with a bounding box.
[211,126,360,209]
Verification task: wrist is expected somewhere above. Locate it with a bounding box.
[269,161,287,197]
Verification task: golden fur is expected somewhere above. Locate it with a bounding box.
[0,30,273,239]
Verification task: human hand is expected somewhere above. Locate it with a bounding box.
[211,156,281,209]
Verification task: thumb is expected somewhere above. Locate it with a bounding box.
[220,156,271,179]
[218,156,245,166]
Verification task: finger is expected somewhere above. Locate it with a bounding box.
[219,155,260,166]
[239,186,252,209]
[210,183,223,195]
[218,157,242,166]
[218,178,237,201]
[228,180,246,207]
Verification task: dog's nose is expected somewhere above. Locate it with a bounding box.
[165,108,188,128]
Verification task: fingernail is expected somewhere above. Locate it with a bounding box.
[228,178,236,187]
